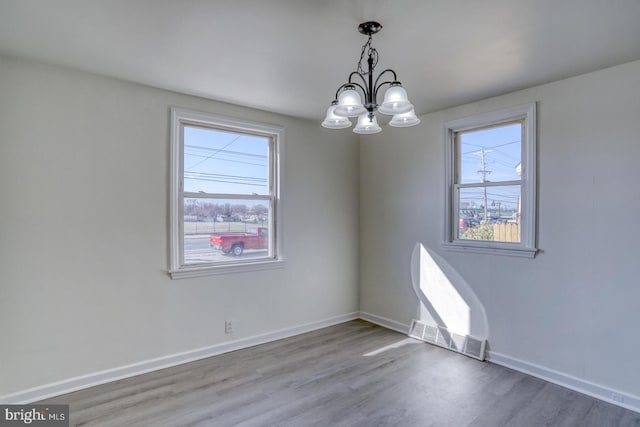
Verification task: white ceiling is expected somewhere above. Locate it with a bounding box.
[1,0,640,120]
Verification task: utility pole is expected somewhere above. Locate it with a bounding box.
[477,148,492,223]
[492,200,501,219]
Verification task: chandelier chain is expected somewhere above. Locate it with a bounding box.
[356,35,378,76]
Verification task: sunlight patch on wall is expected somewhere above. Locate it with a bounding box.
[410,243,489,340]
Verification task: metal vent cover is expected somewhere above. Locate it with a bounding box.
[409,320,426,339]
[463,335,485,359]
[408,319,486,361]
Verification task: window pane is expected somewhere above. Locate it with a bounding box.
[183,198,271,265]
[457,185,521,243]
[458,122,522,184]
[183,125,270,195]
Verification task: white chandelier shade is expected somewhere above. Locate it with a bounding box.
[334,87,366,117]
[321,102,352,129]
[322,21,420,134]
[389,107,421,127]
[353,113,382,134]
[377,84,413,115]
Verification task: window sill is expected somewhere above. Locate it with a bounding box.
[441,242,537,258]
[169,258,286,279]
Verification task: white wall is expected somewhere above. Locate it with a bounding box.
[3,50,639,408]
[360,60,640,402]
[0,55,360,397]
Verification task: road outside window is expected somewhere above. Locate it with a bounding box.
[169,109,284,278]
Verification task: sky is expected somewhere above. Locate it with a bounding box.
[181,121,521,214]
[183,125,270,199]
[458,122,521,212]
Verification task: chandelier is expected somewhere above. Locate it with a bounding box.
[322,21,420,134]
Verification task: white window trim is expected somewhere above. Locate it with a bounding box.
[442,103,537,258]
[169,108,285,279]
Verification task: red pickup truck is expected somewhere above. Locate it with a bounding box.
[209,226,269,256]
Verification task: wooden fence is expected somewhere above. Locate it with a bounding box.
[493,223,520,243]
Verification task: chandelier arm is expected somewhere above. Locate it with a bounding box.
[354,55,377,106]
[348,71,369,89]
[373,69,398,90]
[333,81,367,101]
[348,72,371,102]
[373,80,396,101]
[348,82,367,97]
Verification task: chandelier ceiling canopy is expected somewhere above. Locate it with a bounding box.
[322,21,420,134]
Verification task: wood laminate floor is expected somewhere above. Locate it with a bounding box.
[41,320,640,426]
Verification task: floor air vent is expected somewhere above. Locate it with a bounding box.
[408,319,486,361]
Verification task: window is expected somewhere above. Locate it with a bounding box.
[443,103,537,257]
[169,108,284,278]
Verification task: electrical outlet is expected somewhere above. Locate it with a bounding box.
[225,319,234,334]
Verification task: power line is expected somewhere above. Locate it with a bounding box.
[462,139,519,156]
[184,151,267,168]
[185,144,268,159]
[186,135,242,170]
[184,171,267,187]
[184,177,267,187]
[185,171,266,181]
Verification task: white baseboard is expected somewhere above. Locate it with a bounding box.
[358,311,410,334]
[488,351,640,414]
[1,312,359,404]
[6,312,637,415]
